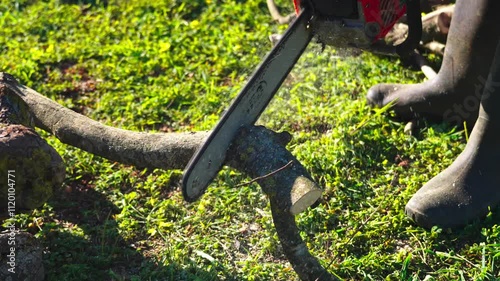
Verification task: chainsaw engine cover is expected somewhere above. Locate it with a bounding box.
[294,0,407,49]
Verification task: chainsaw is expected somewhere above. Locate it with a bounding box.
[182,0,422,202]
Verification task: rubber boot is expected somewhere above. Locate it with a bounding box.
[405,39,500,229]
[366,0,500,127]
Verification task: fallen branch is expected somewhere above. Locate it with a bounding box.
[382,4,454,56]
[267,0,296,24]
[228,126,335,281]
[10,75,206,170]
[413,50,437,79]
[6,72,324,214]
[228,127,322,215]
[270,195,337,281]
[420,4,453,45]
[422,41,445,55]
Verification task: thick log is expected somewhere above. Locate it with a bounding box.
[422,41,445,55]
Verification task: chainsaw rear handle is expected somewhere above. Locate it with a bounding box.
[394,0,422,57]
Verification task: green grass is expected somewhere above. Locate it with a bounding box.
[1,0,500,280]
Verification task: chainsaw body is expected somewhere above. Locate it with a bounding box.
[294,0,421,55]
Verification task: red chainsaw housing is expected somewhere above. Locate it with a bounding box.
[293,0,406,41]
[361,0,406,39]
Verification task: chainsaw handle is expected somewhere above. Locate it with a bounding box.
[395,0,422,57]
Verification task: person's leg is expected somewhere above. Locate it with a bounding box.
[367,0,500,127]
[406,39,500,229]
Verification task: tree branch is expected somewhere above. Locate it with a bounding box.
[8,76,206,170]
[270,195,337,281]
[266,0,296,25]
[382,4,454,56]
[413,50,437,79]
[3,72,335,280]
[228,126,336,281]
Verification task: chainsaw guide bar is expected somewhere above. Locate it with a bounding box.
[182,9,314,202]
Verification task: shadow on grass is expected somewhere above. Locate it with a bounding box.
[37,181,224,281]
[436,208,500,249]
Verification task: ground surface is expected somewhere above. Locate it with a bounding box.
[1,0,499,280]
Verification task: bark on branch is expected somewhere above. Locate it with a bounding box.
[11,76,206,170]
[228,127,335,280]
[270,197,337,281]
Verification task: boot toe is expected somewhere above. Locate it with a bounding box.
[404,173,475,229]
[366,84,388,107]
[405,193,486,229]
[366,83,404,107]
[405,193,452,229]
